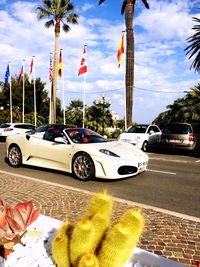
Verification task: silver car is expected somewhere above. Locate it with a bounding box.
[160,122,197,151]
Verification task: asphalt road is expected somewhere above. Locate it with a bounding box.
[0,143,200,218]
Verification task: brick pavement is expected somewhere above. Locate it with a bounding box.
[0,171,199,267]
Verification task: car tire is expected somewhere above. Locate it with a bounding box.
[8,145,22,167]
[142,141,148,152]
[72,152,95,181]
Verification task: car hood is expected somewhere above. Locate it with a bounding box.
[119,132,148,142]
[78,140,148,160]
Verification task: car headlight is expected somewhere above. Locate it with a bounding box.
[99,149,120,157]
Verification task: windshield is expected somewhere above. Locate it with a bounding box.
[35,125,49,132]
[127,125,148,134]
[65,128,108,143]
[164,124,192,134]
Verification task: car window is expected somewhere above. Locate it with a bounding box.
[0,124,10,128]
[152,126,160,133]
[127,125,148,133]
[164,124,192,134]
[14,124,34,129]
[65,129,108,143]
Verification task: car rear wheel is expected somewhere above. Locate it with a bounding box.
[72,152,95,181]
[142,141,148,152]
[8,145,22,167]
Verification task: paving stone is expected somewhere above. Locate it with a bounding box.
[0,173,199,267]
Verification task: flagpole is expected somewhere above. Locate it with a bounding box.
[61,49,65,125]
[82,45,87,129]
[22,59,25,123]
[123,30,127,131]
[49,53,53,124]
[83,74,86,129]
[33,56,37,126]
[9,62,12,123]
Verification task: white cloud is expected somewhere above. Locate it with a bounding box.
[0,0,199,123]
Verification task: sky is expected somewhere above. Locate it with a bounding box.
[0,0,199,124]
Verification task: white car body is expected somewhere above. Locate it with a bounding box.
[6,128,148,181]
[119,124,161,151]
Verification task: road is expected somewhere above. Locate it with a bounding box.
[0,143,199,217]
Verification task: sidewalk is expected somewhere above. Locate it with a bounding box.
[0,170,199,267]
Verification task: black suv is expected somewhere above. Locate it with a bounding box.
[160,122,199,152]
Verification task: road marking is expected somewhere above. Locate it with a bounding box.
[149,157,188,163]
[195,159,200,163]
[147,169,176,175]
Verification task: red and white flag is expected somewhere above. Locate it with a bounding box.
[49,54,53,82]
[78,46,87,76]
[28,57,34,83]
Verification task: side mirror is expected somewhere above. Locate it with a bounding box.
[54,137,65,143]
[149,130,154,135]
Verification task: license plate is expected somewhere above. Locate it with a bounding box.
[169,139,182,143]
[138,162,146,168]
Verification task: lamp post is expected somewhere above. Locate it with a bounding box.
[95,94,111,136]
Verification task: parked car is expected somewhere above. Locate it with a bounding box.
[160,122,198,152]
[0,123,35,142]
[5,128,149,181]
[118,124,161,151]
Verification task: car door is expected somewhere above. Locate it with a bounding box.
[33,137,73,172]
[147,126,161,146]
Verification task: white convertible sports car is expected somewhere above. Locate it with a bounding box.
[6,128,149,181]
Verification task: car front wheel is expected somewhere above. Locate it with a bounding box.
[8,145,22,167]
[72,152,95,181]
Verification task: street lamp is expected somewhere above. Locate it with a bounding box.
[95,94,111,136]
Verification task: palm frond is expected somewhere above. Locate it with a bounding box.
[62,23,71,33]
[36,6,52,18]
[45,19,54,28]
[121,0,127,15]
[141,0,150,9]
[43,0,52,9]
[67,13,79,24]
[99,0,105,5]
[185,15,200,73]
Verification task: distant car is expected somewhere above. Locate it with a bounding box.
[27,124,68,136]
[160,122,198,152]
[118,124,161,151]
[5,128,149,181]
[0,123,35,142]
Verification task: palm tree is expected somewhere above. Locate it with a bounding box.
[36,0,78,123]
[98,0,149,127]
[185,15,200,73]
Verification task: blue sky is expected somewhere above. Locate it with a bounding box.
[0,0,199,123]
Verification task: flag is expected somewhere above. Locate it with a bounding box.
[78,46,87,76]
[117,33,124,68]
[4,64,10,84]
[49,54,53,82]
[58,50,62,78]
[18,64,24,83]
[28,58,34,83]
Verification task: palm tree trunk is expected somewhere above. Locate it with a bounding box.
[51,19,60,123]
[125,0,134,127]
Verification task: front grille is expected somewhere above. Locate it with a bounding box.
[118,166,138,175]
